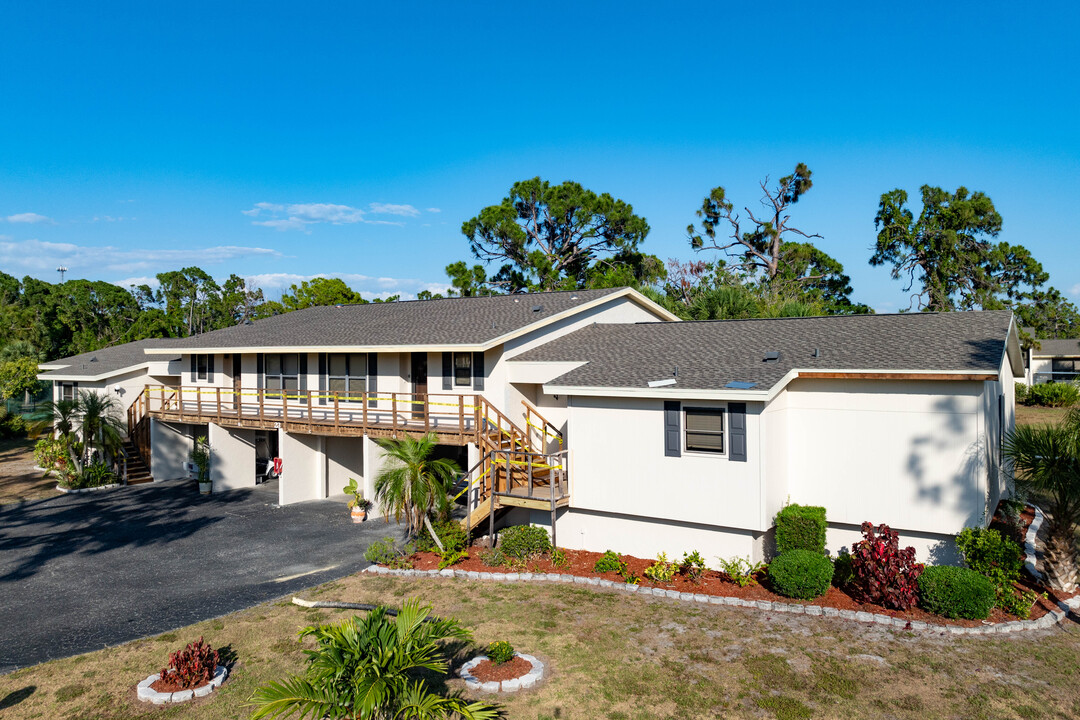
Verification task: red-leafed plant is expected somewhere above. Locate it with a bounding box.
[849,522,923,610]
[160,637,219,690]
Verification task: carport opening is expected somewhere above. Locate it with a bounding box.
[255,431,279,485]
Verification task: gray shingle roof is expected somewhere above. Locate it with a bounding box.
[512,311,1015,392]
[1031,338,1080,357]
[146,288,626,351]
[39,339,180,379]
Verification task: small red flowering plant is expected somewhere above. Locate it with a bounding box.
[159,637,220,690]
[849,522,923,611]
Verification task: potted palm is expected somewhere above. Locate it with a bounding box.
[343,477,371,523]
[190,436,212,495]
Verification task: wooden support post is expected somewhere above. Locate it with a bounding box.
[196,387,202,419]
[307,388,313,432]
[178,386,184,419]
[488,492,496,546]
[258,388,264,422]
[392,393,397,435]
[458,396,464,444]
[362,391,368,433]
[550,465,558,548]
[527,454,534,498]
[334,393,340,433]
[216,387,221,424]
[424,394,430,433]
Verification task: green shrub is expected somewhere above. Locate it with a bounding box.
[34,437,67,471]
[767,549,834,600]
[62,463,116,490]
[416,519,467,555]
[955,527,1023,592]
[832,550,854,587]
[643,553,676,583]
[717,556,765,587]
[917,565,996,619]
[1027,381,1080,408]
[487,641,515,665]
[550,547,568,569]
[619,566,640,584]
[363,537,398,565]
[593,550,624,574]
[0,408,26,439]
[479,547,507,567]
[437,550,468,570]
[996,587,1040,619]
[498,525,551,560]
[775,504,827,555]
[679,550,707,582]
[1014,382,1029,404]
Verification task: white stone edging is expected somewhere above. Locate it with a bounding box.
[56,483,122,494]
[1024,505,1045,581]
[458,652,544,693]
[136,665,228,705]
[364,564,1074,636]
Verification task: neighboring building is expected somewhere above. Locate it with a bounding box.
[1023,337,1080,385]
[38,290,1023,565]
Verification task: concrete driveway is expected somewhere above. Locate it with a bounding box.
[0,478,402,673]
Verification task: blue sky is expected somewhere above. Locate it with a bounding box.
[1,2,1077,310]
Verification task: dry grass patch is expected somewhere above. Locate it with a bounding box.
[3,574,1080,719]
[0,437,58,505]
[1016,404,1072,427]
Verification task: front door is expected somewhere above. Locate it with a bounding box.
[411,352,428,420]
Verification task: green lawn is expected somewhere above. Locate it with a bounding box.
[4,573,1080,720]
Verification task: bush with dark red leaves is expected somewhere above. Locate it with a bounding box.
[159,637,219,690]
[849,522,923,611]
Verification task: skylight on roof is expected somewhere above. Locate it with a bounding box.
[648,378,677,388]
[725,381,758,390]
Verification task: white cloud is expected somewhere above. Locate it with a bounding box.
[245,200,426,231]
[1070,283,1080,297]
[425,207,441,213]
[246,272,450,301]
[6,212,55,224]
[0,238,281,275]
[113,276,160,290]
[368,203,420,217]
[90,215,128,223]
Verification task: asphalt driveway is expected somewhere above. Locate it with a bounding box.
[0,478,402,673]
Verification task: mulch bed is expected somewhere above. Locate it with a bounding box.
[470,656,532,683]
[149,673,205,694]
[385,502,1080,629]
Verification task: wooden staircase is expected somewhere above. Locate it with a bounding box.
[122,439,154,485]
[460,398,569,545]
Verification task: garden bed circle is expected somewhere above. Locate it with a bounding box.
[136,665,228,705]
[459,652,544,693]
[56,482,122,494]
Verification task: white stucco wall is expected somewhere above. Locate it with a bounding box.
[208,423,256,492]
[565,396,765,534]
[780,378,990,555]
[326,436,364,500]
[149,419,200,481]
[279,432,325,505]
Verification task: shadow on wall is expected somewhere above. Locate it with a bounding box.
[0,480,253,583]
[905,394,987,534]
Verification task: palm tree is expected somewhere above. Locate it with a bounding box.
[1003,408,1080,591]
[77,391,125,465]
[248,598,499,720]
[373,433,460,552]
[30,397,84,474]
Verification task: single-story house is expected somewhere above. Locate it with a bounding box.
[1023,336,1080,385]
[38,288,1023,565]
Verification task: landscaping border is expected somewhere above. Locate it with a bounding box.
[136,665,228,705]
[459,652,544,693]
[1024,505,1045,581]
[363,565,1080,636]
[56,483,122,494]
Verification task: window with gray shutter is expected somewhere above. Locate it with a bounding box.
[472,352,484,391]
[367,354,378,407]
[442,352,453,390]
[685,407,724,453]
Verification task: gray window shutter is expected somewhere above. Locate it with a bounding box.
[207,355,215,383]
[190,355,196,383]
[442,352,452,390]
[664,401,681,457]
[367,353,378,407]
[318,353,327,405]
[299,354,308,396]
[728,402,747,462]
[473,352,484,391]
[256,354,264,390]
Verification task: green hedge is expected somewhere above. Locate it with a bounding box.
[498,524,552,560]
[775,504,827,555]
[768,549,834,600]
[917,565,996,620]
[1027,382,1080,408]
[416,519,467,555]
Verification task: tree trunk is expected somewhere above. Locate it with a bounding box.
[1043,530,1079,593]
[423,514,445,554]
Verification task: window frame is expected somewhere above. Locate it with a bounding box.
[327,352,367,400]
[683,406,726,455]
[60,382,77,403]
[196,354,209,381]
[453,352,472,387]
[264,353,300,397]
